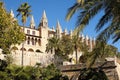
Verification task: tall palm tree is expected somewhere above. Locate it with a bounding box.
[72,35,80,64]
[59,35,74,61]
[16,2,31,66]
[66,0,120,43]
[46,37,63,65]
[46,37,61,54]
[71,28,89,64]
[46,36,74,65]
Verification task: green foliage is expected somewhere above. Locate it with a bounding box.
[0,60,67,80]
[0,71,9,80]
[17,2,31,25]
[0,59,7,71]
[60,35,74,60]
[46,34,89,65]
[40,64,63,80]
[0,2,25,54]
[46,36,61,54]
[5,54,14,65]
[72,33,89,64]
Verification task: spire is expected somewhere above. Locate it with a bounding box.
[42,10,47,19]
[56,20,62,32]
[56,20,62,38]
[64,28,68,35]
[56,20,61,28]
[10,9,14,18]
[41,10,47,22]
[30,15,35,29]
[39,10,48,27]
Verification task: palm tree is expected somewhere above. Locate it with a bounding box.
[46,37,63,66]
[66,0,120,43]
[59,35,74,61]
[46,36,74,65]
[46,37,61,54]
[72,29,89,64]
[16,2,31,66]
[72,35,81,64]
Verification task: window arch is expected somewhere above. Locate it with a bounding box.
[20,48,26,51]
[35,38,37,45]
[11,46,18,50]
[27,37,30,45]
[31,38,34,45]
[38,39,41,46]
[36,49,43,53]
[28,48,34,52]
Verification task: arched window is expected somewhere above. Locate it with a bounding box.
[20,48,26,51]
[11,46,18,50]
[35,38,37,45]
[36,49,43,53]
[38,39,41,46]
[28,48,34,52]
[27,37,30,45]
[31,38,34,45]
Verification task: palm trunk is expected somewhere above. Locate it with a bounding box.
[21,24,25,66]
[75,45,78,64]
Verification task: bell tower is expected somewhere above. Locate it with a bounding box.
[38,10,48,52]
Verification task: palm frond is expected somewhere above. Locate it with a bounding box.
[97,26,112,42]
[77,1,103,26]
[66,3,81,21]
[96,9,112,32]
[113,31,120,43]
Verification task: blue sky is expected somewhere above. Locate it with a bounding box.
[2,0,120,51]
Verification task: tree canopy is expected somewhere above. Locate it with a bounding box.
[0,2,25,54]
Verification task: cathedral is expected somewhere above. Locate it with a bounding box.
[3,10,96,66]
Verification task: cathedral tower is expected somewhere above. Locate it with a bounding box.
[56,20,62,38]
[38,10,48,52]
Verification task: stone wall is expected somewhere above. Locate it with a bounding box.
[59,61,119,80]
[11,51,54,66]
